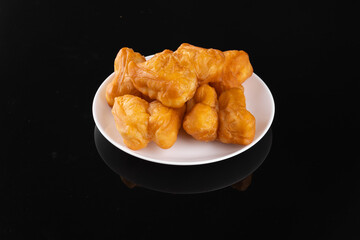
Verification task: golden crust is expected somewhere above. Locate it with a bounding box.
[127,50,198,108]
[112,95,185,150]
[106,48,145,107]
[222,50,253,87]
[174,43,225,85]
[211,50,252,95]
[108,44,256,150]
[218,88,255,145]
[174,43,253,90]
[183,84,218,142]
[148,100,185,149]
[111,95,150,150]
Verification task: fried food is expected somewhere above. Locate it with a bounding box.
[108,44,257,150]
[183,84,218,142]
[218,88,255,145]
[127,49,198,108]
[210,49,252,95]
[211,81,244,96]
[189,82,218,110]
[106,47,146,107]
[174,43,225,85]
[221,50,253,87]
[111,95,150,150]
[148,100,186,149]
[174,43,253,88]
[112,95,186,150]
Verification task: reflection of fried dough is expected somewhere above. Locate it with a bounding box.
[218,88,255,145]
[148,101,185,149]
[111,95,150,150]
[231,174,253,191]
[183,84,218,142]
[128,50,197,108]
[106,48,145,107]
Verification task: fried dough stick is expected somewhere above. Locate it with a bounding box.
[106,47,145,107]
[112,95,150,150]
[112,95,185,150]
[148,100,185,149]
[174,43,253,89]
[218,88,255,145]
[128,50,197,108]
[183,84,218,142]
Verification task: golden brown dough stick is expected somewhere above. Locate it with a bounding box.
[174,43,225,85]
[111,95,150,150]
[112,95,185,150]
[148,101,186,149]
[174,43,253,88]
[210,79,244,97]
[183,84,218,142]
[128,49,198,108]
[210,50,252,95]
[106,47,145,107]
[191,82,218,110]
[222,50,253,87]
[218,88,255,145]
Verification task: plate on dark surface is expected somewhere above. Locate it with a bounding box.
[92,55,275,165]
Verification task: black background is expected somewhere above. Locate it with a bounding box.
[1,0,359,239]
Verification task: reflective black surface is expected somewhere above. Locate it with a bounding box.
[2,1,359,239]
[94,127,272,194]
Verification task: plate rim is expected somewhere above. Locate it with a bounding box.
[92,66,275,166]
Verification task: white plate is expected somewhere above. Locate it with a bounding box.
[92,55,275,165]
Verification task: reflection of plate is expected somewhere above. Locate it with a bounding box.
[94,126,272,194]
[92,55,275,166]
